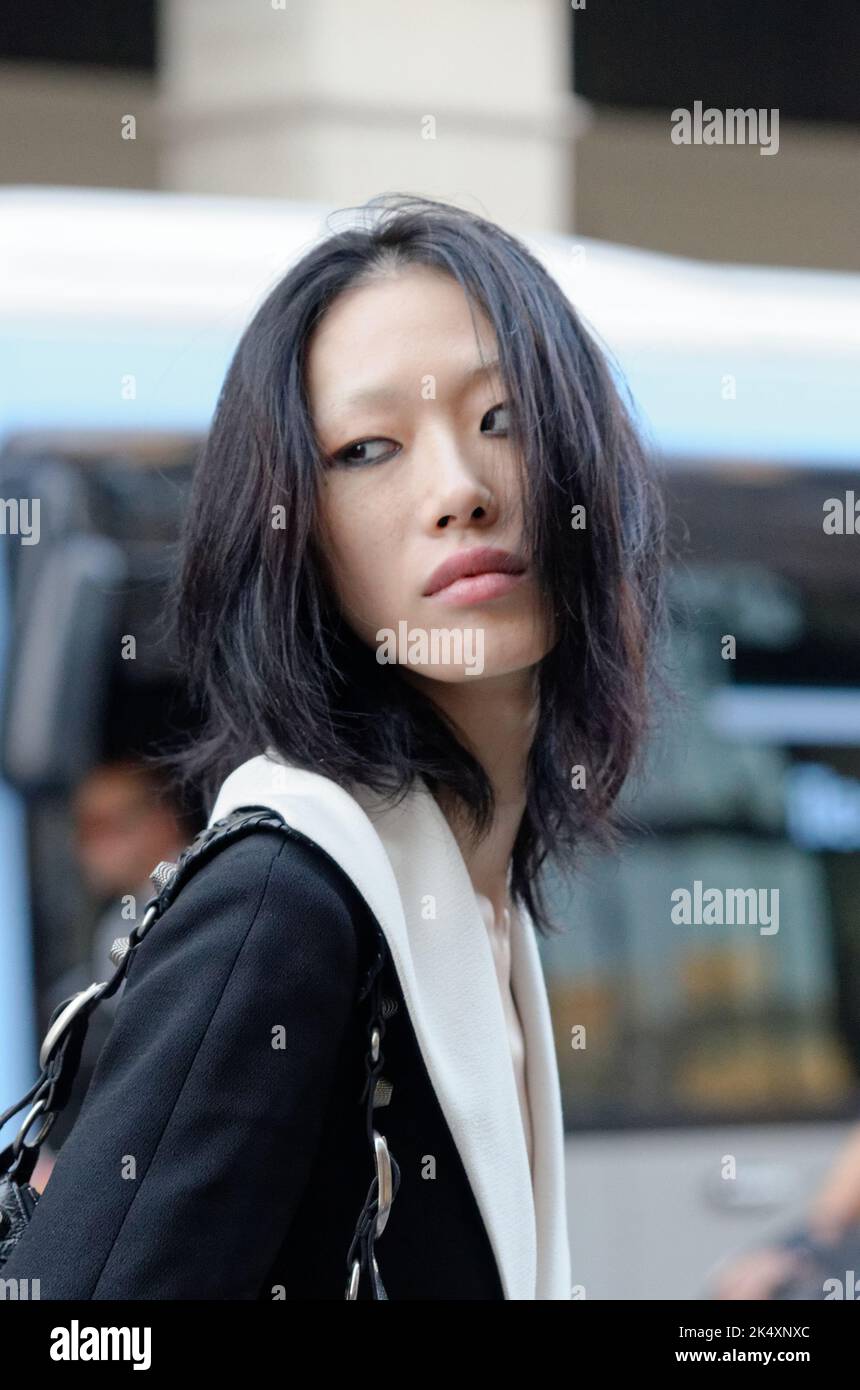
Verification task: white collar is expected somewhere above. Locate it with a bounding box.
[209,750,571,1300]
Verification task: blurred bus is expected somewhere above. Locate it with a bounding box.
[1,186,859,1297]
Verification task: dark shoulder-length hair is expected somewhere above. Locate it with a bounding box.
[160,192,667,937]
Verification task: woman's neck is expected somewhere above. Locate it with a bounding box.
[411,667,538,923]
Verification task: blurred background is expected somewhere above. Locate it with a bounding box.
[1,0,859,1299]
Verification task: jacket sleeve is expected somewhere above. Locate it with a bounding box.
[1,829,361,1299]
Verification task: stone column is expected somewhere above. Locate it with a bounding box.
[158,0,584,233]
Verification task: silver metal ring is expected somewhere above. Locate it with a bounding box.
[38,980,106,1070]
[345,1258,360,1300]
[373,1129,393,1237]
[135,902,159,940]
[12,1097,47,1156]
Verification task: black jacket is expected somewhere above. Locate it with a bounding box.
[2,829,504,1299]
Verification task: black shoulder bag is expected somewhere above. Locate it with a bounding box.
[0,806,400,1300]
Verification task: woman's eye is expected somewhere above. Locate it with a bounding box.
[480,403,510,436]
[331,437,399,467]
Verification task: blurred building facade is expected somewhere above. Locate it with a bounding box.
[0,1,858,263]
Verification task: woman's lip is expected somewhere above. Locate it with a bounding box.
[427,569,527,607]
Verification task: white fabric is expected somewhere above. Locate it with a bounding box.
[208,748,572,1300]
[474,892,535,1184]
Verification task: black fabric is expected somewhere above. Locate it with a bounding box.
[1,830,504,1300]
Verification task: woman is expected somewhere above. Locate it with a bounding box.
[1,193,665,1299]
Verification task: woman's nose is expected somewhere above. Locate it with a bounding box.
[419,439,499,531]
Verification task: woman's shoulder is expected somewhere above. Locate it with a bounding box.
[1,832,372,1298]
[177,823,364,909]
[127,825,369,993]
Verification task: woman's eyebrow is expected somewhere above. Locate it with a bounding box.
[332,356,502,414]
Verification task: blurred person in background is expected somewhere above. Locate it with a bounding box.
[712,1123,860,1299]
[31,759,193,1186]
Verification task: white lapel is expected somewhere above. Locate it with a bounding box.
[508,898,573,1299]
[208,750,571,1300]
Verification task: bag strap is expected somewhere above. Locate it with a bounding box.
[0,804,400,1300]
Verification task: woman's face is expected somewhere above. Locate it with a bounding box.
[307,263,555,684]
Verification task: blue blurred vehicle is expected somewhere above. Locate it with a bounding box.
[1,186,859,1296]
